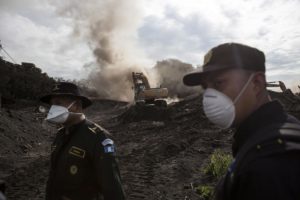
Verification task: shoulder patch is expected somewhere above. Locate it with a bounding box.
[102,138,114,146]
[104,145,115,153]
[101,138,115,154]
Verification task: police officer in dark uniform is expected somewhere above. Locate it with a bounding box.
[183,43,300,200]
[41,82,125,200]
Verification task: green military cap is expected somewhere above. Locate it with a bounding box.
[183,43,266,86]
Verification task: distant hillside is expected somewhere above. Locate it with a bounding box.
[0,58,55,103]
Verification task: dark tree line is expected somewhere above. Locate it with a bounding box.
[0,58,55,101]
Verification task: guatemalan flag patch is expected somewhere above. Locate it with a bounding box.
[102,138,115,153]
[104,145,115,153]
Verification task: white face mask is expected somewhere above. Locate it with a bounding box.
[202,74,254,129]
[46,101,76,124]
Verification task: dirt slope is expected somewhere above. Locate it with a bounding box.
[0,106,55,199]
[97,95,232,200]
[2,92,300,199]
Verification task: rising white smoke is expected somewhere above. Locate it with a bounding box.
[51,0,202,101]
[154,59,202,98]
[51,0,154,101]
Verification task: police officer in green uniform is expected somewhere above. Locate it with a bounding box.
[183,43,300,200]
[41,82,125,200]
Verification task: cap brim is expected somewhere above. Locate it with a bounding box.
[40,93,92,109]
[183,64,234,86]
[183,71,208,86]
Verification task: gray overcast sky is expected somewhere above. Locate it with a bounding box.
[0,0,300,90]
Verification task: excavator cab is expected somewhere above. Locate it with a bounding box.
[132,72,168,107]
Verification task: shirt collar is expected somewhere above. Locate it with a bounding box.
[232,101,287,157]
[65,116,86,135]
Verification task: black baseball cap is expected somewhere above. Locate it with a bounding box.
[183,43,266,86]
[40,82,92,109]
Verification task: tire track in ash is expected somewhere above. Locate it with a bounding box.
[123,149,159,200]
[5,156,49,200]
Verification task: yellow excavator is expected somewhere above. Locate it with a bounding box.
[267,81,300,119]
[267,81,287,92]
[132,72,168,107]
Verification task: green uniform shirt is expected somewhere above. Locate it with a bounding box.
[46,119,125,200]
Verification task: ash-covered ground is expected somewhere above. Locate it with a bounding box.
[0,95,232,200]
[0,91,299,200]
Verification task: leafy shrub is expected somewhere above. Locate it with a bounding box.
[196,185,214,200]
[203,149,233,178]
[196,149,233,199]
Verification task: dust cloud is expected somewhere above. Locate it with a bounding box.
[51,0,202,101]
[154,59,202,98]
[51,0,153,101]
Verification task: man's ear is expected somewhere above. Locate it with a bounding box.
[252,72,266,96]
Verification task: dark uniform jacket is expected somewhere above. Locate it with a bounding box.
[216,101,300,200]
[46,119,125,200]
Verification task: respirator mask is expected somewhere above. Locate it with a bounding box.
[202,74,254,129]
[46,101,76,124]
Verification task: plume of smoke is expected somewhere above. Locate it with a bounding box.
[51,0,202,101]
[154,59,202,98]
[51,0,153,101]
